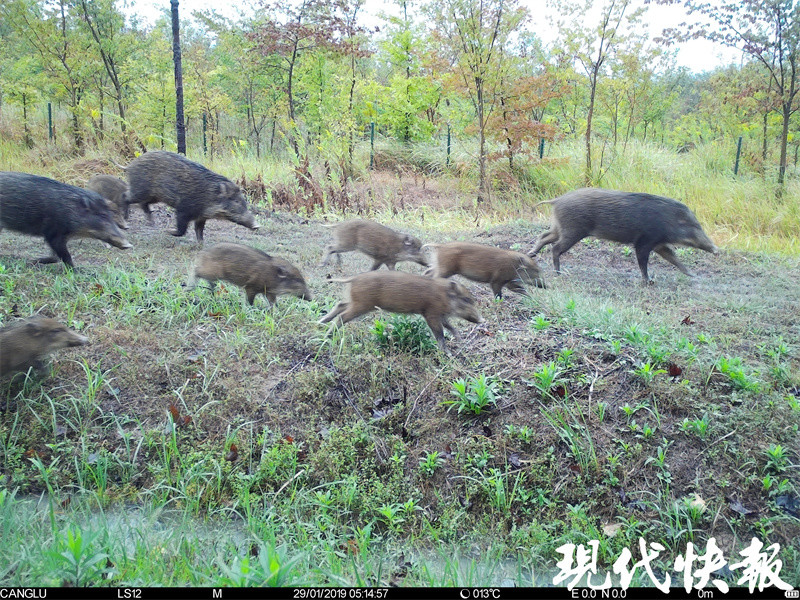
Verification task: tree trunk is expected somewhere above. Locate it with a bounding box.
[778,102,790,188]
[585,68,598,186]
[171,0,186,155]
[762,111,768,177]
[476,76,489,204]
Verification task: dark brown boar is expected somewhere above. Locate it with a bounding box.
[319,270,483,352]
[188,242,312,306]
[86,174,129,230]
[424,242,546,298]
[0,171,133,268]
[0,316,88,378]
[529,188,719,283]
[320,219,428,270]
[124,151,259,243]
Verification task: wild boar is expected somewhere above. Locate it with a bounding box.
[0,171,133,268]
[124,151,259,243]
[319,270,483,352]
[187,242,312,306]
[529,188,719,283]
[320,219,428,270]
[424,241,546,298]
[86,174,129,230]
[0,316,88,378]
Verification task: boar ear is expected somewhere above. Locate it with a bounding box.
[447,280,459,298]
[218,182,238,197]
[25,321,45,337]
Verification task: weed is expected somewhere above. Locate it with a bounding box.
[715,356,761,392]
[631,361,666,385]
[680,414,711,439]
[531,313,551,331]
[444,375,501,415]
[524,362,565,398]
[372,315,437,354]
[764,444,789,474]
[419,451,445,477]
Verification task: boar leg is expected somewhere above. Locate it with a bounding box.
[635,243,656,284]
[318,302,349,324]
[490,281,506,299]
[141,201,155,224]
[371,259,388,270]
[441,317,461,341]
[529,229,559,256]
[319,245,339,267]
[170,213,191,238]
[654,244,692,276]
[504,279,528,296]
[194,219,207,244]
[245,287,258,305]
[264,291,277,306]
[42,236,74,269]
[423,315,448,352]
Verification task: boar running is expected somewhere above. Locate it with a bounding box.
[188,242,312,306]
[424,242,546,298]
[320,219,428,271]
[319,271,482,352]
[529,188,718,283]
[0,171,132,268]
[0,316,89,378]
[124,151,259,243]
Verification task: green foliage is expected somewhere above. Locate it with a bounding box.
[372,315,437,354]
[444,374,502,415]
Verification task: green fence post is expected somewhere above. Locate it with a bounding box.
[734,136,742,176]
[369,121,375,170]
[48,103,53,141]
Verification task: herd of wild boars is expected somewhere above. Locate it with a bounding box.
[0,150,720,374]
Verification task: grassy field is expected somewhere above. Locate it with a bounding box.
[1,141,799,587]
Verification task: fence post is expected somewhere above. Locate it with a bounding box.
[369,121,375,170]
[48,103,53,140]
[539,138,545,160]
[446,124,451,167]
[202,113,207,155]
[733,136,742,176]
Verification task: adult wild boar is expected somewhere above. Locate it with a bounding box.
[0,316,88,378]
[424,241,546,298]
[0,171,132,268]
[124,151,259,243]
[319,271,483,352]
[529,188,718,283]
[86,174,129,229]
[187,242,312,306]
[320,219,428,271]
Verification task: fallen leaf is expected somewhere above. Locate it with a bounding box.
[569,463,582,474]
[681,315,695,325]
[775,495,800,518]
[482,425,493,438]
[208,311,224,319]
[727,498,757,517]
[225,443,239,462]
[168,403,181,422]
[689,494,707,513]
[508,452,521,469]
[667,363,683,377]
[603,523,622,538]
